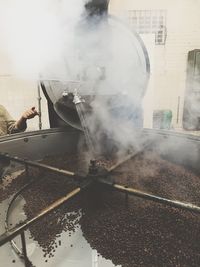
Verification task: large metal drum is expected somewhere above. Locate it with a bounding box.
[0,128,199,267]
[41,11,150,130]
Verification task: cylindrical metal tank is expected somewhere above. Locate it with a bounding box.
[41,0,150,130]
[0,128,199,267]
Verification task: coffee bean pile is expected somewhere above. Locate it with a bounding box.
[110,150,200,204]
[81,189,200,267]
[2,149,200,266]
[0,170,27,203]
[21,156,84,258]
[80,150,200,267]
[20,152,101,259]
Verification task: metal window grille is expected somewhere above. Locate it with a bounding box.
[128,10,167,45]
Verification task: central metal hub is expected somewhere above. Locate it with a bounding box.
[88,159,98,175]
[88,159,108,178]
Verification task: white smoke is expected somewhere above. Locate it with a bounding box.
[183,78,200,130]
[0,0,150,155]
[0,0,147,89]
[0,0,88,79]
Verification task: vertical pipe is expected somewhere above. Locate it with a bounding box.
[74,96,95,157]
[20,231,30,267]
[37,82,42,130]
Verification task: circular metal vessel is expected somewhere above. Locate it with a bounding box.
[0,128,199,267]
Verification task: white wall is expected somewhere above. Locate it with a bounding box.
[109,0,200,129]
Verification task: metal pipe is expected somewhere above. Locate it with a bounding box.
[37,82,42,130]
[74,98,95,157]
[20,231,30,267]
[0,187,82,247]
[100,180,200,214]
[0,153,77,178]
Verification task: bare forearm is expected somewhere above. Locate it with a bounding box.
[7,107,38,134]
[15,116,27,131]
[16,107,38,130]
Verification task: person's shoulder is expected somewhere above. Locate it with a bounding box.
[0,105,8,117]
[0,105,7,112]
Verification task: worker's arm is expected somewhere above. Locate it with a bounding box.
[7,107,38,134]
[15,107,39,131]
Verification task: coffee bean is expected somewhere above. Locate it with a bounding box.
[3,151,200,267]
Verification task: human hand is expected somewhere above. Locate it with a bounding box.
[22,107,39,120]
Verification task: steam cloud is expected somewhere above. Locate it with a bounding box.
[0,0,149,156]
[0,0,87,78]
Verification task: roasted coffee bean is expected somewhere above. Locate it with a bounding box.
[3,151,200,267]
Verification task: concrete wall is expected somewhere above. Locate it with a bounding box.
[109,0,200,129]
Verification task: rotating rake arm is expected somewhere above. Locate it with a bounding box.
[98,178,200,214]
[0,153,85,181]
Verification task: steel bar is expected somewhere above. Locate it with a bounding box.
[107,141,151,173]
[0,186,84,247]
[20,231,30,267]
[75,100,95,157]
[0,153,78,178]
[37,82,42,130]
[100,179,200,214]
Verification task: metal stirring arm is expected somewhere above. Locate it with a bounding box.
[2,144,200,267]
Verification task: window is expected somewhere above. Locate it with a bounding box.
[128,10,167,45]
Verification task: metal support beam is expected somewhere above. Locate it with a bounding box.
[100,179,200,214]
[0,153,78,178]
[21,231,30,267]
